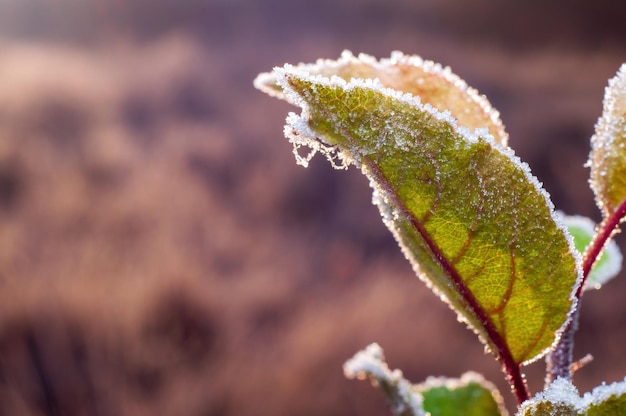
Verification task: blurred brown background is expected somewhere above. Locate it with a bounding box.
[0,1,625,415]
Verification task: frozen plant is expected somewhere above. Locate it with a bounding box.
[254,51,626,415]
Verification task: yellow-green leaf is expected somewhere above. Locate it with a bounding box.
[256,54,581,366]
[589,64,626,218]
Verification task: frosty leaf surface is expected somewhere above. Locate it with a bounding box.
[517,378,580,416]
[254,50,508,146]
[518,377,626,416]
[561,214,622,291]
[585,385,626,415]
[258,62,580,365]
[589,64,626,218]
[418,372,507,416]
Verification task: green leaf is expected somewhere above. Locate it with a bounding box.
[343,344,506,416]
[255,53,581,365]
[255,51,508,146]
[588,64,626,218]
[418,372,507,416]
[518,377,626,416]
[560,213,622,290]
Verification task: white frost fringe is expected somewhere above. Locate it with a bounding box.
[517,376,626,415]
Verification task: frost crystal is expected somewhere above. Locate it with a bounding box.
[343,343,388,381]
[518,376,626,415]
[581,377,626,409]
[516,377,580,415]
[344,343,426,416]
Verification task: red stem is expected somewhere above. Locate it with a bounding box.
[547,198,626,386]
[577,198,626,299]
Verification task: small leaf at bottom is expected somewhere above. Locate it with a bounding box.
[418,372,507,416]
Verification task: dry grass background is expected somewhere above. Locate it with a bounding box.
[0,1,625,415]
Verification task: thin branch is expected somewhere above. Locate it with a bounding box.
[546,197,626,386]
[577,199,626,298]
[545,307,578,386]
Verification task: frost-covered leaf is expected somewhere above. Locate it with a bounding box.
[517,378,581,415]
[255,54,581,365]
[517,377,626,416]
[560,214,622,290]
[344,343,426,416]
[255,50,508,146]
[418,372,507,416]
[584,381,626,415]
[589,64,626,218]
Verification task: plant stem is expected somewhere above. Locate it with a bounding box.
[545,198,626,386]
[578,199,626,298]
[507,361,530,405]
[545,306,578,386]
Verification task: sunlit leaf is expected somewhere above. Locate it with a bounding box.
[518,377,626,416]
[588,64,626,218]
[418,372,507,416]
[255,54,581,365]
[255,50,508,146]
[560,213,622,290]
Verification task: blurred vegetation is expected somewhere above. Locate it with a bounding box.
[0,1,625,415]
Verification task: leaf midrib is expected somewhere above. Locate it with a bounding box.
[362,149,529,401]
[292,75,530,402]
[313,95,513,365]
